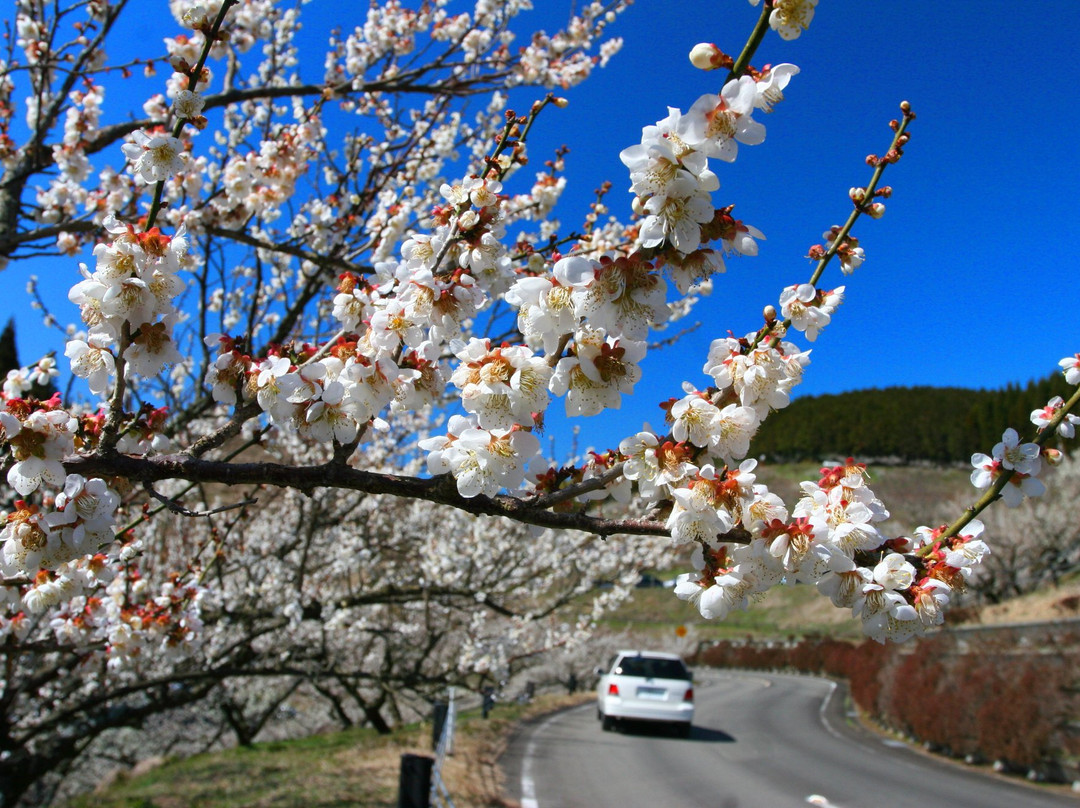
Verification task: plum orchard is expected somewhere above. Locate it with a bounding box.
[0,0,1077,802]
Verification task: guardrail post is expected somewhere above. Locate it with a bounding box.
[431,702,448,750]
[398,753,433,808]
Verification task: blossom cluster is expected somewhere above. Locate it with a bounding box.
[667,349,1080,643]
[67,217,190,395]
[668,459,953,643]
[1,0,1078,693]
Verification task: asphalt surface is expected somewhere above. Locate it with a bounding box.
[500,670,1078,808]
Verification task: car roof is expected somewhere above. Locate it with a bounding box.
[614,649,683,661]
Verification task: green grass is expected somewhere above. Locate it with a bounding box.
[66,723,408,808]
[66,694,589,808]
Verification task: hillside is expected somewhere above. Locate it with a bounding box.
[750,372,1073,464]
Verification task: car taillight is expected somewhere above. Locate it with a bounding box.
[608,683,620,696]
[683,687,694,702]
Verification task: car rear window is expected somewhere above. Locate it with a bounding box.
[615,656,690,680]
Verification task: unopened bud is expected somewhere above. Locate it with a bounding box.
[867,202,886,219]
[552,96,569,108]
[631,196,646,216]
[900,100,911,113]
[1043,447,1064,466]
[763,305,777,323]
[849,187,866,204]
[689,42,722,71]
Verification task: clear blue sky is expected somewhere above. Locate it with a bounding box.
[517,0,1080,454]
[4,1,1077,458]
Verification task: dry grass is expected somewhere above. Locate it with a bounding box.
[437,693,595,808]
[976,577,1080,625]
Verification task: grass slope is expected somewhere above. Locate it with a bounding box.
[67,693,594,808]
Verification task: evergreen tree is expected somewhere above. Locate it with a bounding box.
[0,318,17,376]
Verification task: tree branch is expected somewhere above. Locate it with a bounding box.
[66,452,669,538]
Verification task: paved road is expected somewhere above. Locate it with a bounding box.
[500,671,1078,808]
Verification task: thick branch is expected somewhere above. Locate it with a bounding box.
[65,452,669,539]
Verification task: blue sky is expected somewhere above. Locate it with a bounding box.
[3,1,1077,458]
[518,0,1080,454]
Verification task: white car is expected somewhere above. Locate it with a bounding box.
[595,649,694,737]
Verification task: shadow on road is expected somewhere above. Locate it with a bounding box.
[614,720,736,743]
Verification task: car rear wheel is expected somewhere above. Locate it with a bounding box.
[601,714,615,732]
[674,722,691,739]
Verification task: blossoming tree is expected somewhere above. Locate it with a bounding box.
[5,417,670,804]
[1,0,1078,802]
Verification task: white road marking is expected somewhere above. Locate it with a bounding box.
[816,680,845,741]
[520,707,579,808]
[521,728,539,808]
[806,795,842,807]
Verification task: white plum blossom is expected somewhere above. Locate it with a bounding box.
[505,254,595,351]
[749,0,818,40]
[619,432,698,500]
[993,427,1041,475]
[171,89,204,119]
[855,583,919,643]
[449,339,551,430]
[704,334,810,418]
[121,130,186,183]
[911,579,951,628]
[709,403,760,463]
[304,380,358,444]
[620,107,712,202]
[253,355,300,419]
[4,409,78,496]
[816,555,867,609]
[38,475,121,566]
[575,254,669,341]
[669,394,722,448]
[677,77,766,163]
[1030,396,1080,438]
[666,470,735,545]
[943,520,991,577]
[873,553,915,591]
[682,567,760,620]
[1060,354,1080,385]
[3,369,32,399]
[638,189,714,254]
[971,429,1046,507]
[550,330,645,417]
[753,63,799,112]
[779,283,844,342]
[419,415,541,498]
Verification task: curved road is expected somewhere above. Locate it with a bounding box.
[500,671,1077,808]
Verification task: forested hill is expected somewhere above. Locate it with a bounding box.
[750,371,1074,464]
